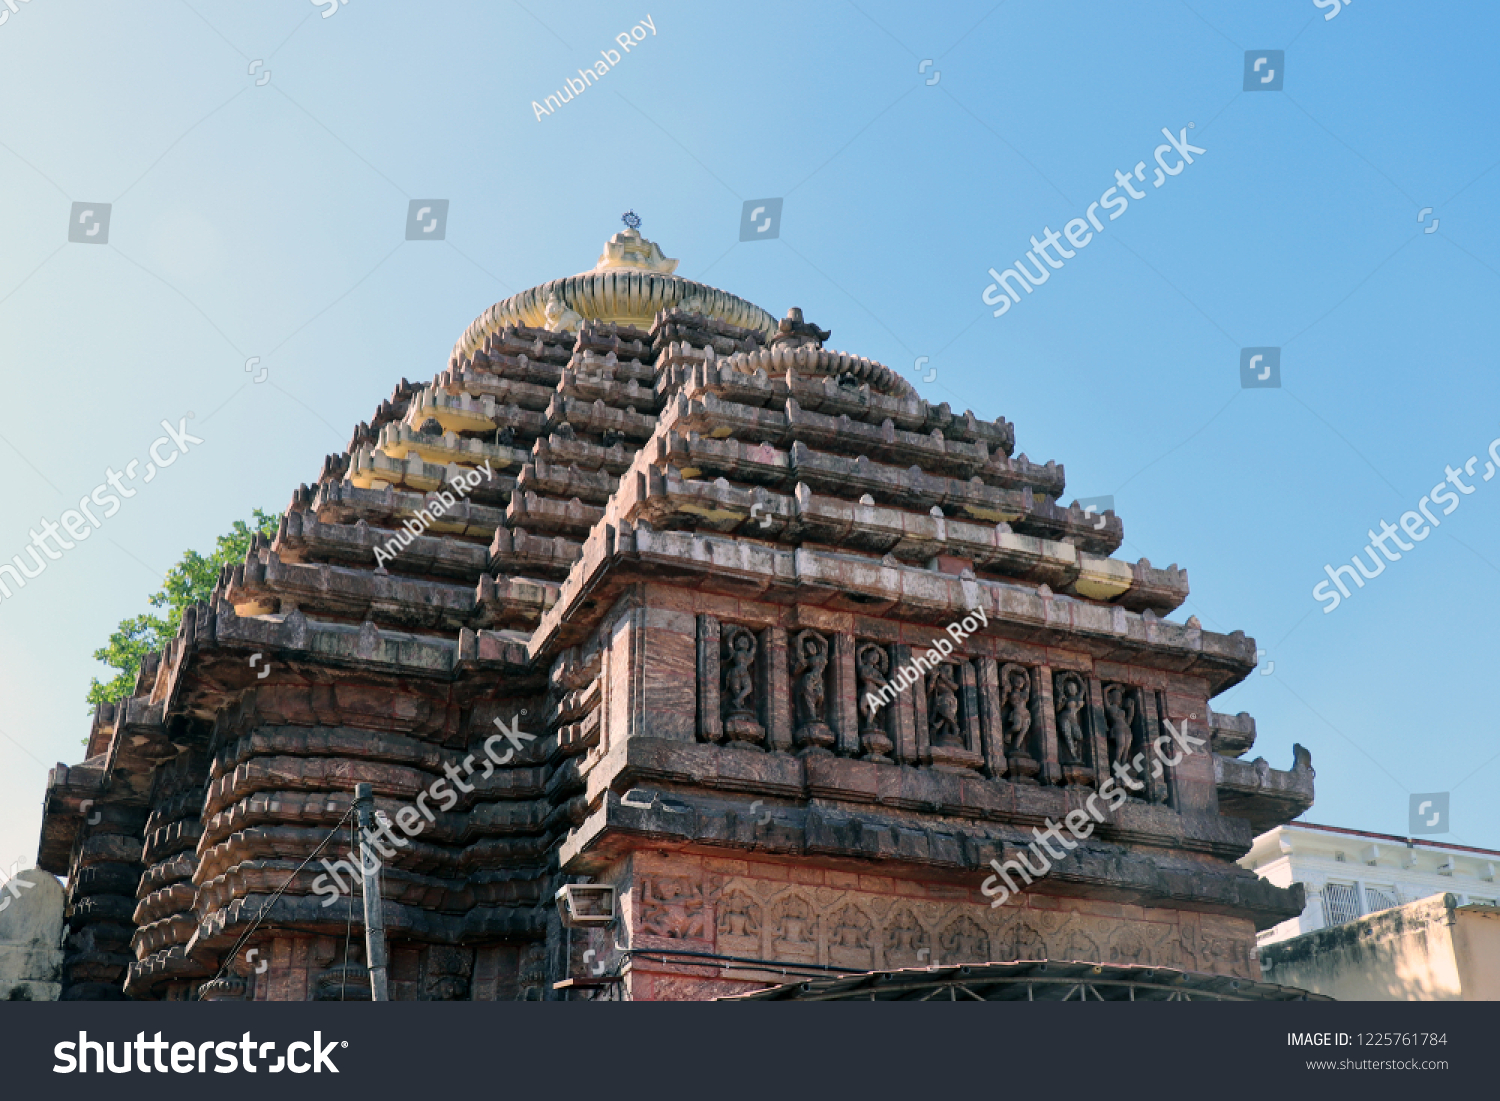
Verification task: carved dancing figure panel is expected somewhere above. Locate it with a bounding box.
[721,625,765,747]
[791,630,835,755]
[1053,670,1096,787]
[855,642,894,762]
[1000,663,1041,784]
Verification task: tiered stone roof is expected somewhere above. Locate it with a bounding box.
[35,225,1312,1001]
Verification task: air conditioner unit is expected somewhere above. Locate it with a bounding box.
[555,883,617,927]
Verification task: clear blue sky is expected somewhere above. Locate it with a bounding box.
[3,0,1498,876]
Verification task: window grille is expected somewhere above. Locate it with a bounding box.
[1323,882,1361,926]
[1363,885,1399,914]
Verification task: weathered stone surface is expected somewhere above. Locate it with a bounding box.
[32,226,1305,1001]
[0,870,65,1000]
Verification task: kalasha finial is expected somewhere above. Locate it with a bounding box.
[621,210,641,231]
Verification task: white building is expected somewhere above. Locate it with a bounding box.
[1242,822,1500,947]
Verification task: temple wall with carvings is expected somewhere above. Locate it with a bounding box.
[563,850,1259,1000]
[32,225,1311,1000]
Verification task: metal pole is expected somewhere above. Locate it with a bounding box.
[352,782,390,1001]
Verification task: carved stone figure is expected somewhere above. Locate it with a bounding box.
[771,306,830,349]
[1001,665,1032,754]
[771,896,818,962]
[927,663,963,747]
[831,907,871,949]
[1110,926,1151,966]
[38,217,1297,1005]
[1055,672,1086,764]
[792,630,835,754]
[542,291,583,333]
[884,909,929,969]
[721,626,764,746]
[828,905,875,969]
[1061,929,1103,965]
[640,876,705,939]
[1000,663,1041,783]
[855,642,893,762]
[1104,684,1137,772]
[420,947,472,1000]
[717,890,761,943]
[940,916,990,963]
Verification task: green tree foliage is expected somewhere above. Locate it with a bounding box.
[86,510,280,711]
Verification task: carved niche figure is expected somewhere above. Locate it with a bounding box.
[995,921,1046,962]
[717,890,762,944]
[771,895,818,962]
[640,876,706,939]
[940,916,991,964]
[828,905,875,970]
[721,626,764,746]
[1103,684,1137,772]
[543,291,583,333]
[1000,664,1033,755]
[927,663,963,747]
[884,909,930,969]
[830,906,871,950]
[792,630,835,754]
[855,642,894,762]
[420,946,472,1001]
[1061,929,1104,966]
[493,425,516,447]
[1054,672,1087,764]
[1109,926,1152,966]
[714,888,762,960]
[1053,671,1096,787]
[997,664,1040,783]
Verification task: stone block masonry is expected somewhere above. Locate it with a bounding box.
[31,220,1310,1001]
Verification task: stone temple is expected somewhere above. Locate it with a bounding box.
[34,220,1316,1001]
